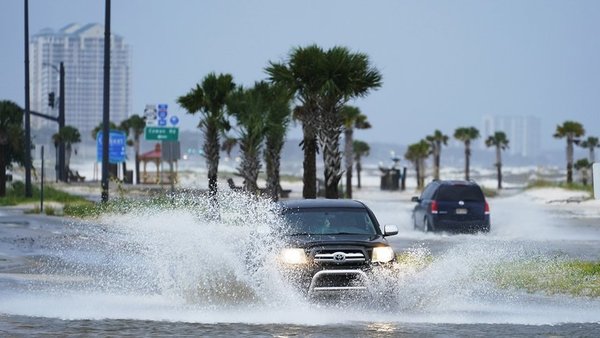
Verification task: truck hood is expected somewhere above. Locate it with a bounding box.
[286,234,389,248]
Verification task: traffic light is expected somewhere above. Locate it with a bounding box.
[48,92,55,109]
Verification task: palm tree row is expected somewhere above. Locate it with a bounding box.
[177,45,381,201]
[405,126,512,190]
[178,74,294,201]
[266,45,382,199]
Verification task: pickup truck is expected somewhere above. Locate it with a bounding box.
[277,199,399,296]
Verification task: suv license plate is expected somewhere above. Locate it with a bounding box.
[456,208,468,215]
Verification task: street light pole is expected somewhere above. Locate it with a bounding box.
[101,0,111,202]
[24,0,32,197]
[59,62,66,181]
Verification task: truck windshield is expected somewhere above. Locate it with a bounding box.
[282,208,378,235]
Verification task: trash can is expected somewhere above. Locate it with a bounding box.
[124,170,133,184]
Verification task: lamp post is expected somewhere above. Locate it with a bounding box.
[42,62,66,182]
[24,0,32,197]
[101,0,111,202]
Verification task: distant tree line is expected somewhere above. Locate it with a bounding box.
[404,120,597,191]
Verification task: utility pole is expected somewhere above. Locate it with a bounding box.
[24,0,32,197]
[59,62,66,181]
[101,0,111,202]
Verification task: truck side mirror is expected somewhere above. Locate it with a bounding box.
[383,224,399,236]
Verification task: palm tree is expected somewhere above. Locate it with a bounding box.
[52,126,81,180]
[580,136,599,164]
[178,73,235,198]
[405,140,431,189]
[0,101,25,196]
[266,45,325,199]
[318,46,383,199]
[121,115,146,184]
[574,158,591,185]
[91,121,119,141]
[341,106,371,198]
[426,130,448,180]
[485,131,509,189]
[263,83,292,201]
[353,140,370,189]
[226,83,268,194]
[454,127,480,181]
[553,121,585,184]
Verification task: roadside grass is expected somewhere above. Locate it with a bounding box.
[526,179,593,194]
[0,181,90,207]
[490,259,600,297]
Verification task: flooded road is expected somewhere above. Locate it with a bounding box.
[1,190,600,336]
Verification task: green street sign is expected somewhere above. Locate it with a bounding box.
[145,126,179,141]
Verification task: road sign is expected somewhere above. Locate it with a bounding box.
[161,141,181,162]
[96,130,127,163]
[145,126,179,141]
[158,119,167,126]
[157,103,168,111]
[170,116,179,126]
[158,110,168,119]
[144,104,157,126]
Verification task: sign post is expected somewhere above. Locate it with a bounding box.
[593,163,599,200]
[143,104,180,189]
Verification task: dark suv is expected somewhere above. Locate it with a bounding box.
[411,180,490,233]
[278,199,398,296]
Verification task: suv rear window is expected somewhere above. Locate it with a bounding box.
[435,185,484,202]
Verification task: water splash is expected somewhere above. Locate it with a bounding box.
[1,190,600,325]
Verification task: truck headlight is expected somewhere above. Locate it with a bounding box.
[280,248,308,265]
[372,246,395,263]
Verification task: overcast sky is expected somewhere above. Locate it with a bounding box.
[1,0,599,150]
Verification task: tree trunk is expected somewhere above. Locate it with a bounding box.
[356,160,362,189]
[65,144,72,177]
[240,141,260,194]
[344,129,353,199]
[415,160,422,189]
[265,140,283,201]
[465,141,471,181]
[419,157,426,188]
[302,124,318,199]
[496,146,502,189]
[134,137,141,184]
[204,122,220,201]
[433,142,440,180]
[566,138,573,184]
[321,116,343,199]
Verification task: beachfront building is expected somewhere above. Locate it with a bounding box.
[481,115,541,157]
[29,23,131,143]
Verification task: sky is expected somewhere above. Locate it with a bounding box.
[1,0,599,150]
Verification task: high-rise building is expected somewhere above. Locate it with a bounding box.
[481,115,541,157]
[30,23,131,142]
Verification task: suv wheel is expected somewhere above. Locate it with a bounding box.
[424,218,431,232]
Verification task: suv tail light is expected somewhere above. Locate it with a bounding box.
[431,200,438,214]
[484,201,490,215]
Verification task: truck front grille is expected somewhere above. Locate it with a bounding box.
[313,250,366,264]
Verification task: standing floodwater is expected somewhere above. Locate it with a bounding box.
[1,189,600,335]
